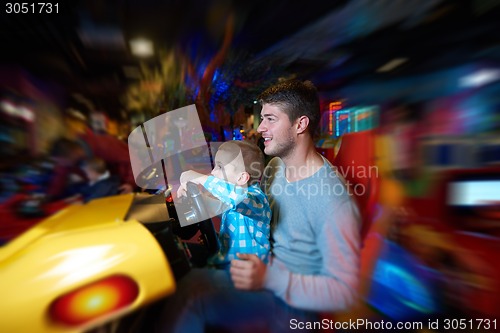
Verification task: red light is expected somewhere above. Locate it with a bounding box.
[329,101,342,111]
[49,275,139,326]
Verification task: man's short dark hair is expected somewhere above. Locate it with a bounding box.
[258,79,320,135]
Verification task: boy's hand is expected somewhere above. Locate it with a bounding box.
[179,170,204,184]
[177,170,209,197]
[176,183,188,198]
[230,253,267,290]
[119,183,134,194]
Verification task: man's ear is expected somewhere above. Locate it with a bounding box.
[236,172,250,186]
[296,116,310,134]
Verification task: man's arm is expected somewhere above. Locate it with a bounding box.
[231,200,361,312]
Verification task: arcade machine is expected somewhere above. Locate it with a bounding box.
[1,105,221,332]
[326,106,449,324]
[315,102,379,163]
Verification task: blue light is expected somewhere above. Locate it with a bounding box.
[335,110,351,137]
[212,69,219,83]
[367,240,440,320]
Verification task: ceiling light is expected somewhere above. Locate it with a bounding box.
[130,38,154,57]
[376,58,408,73]
[459,69,500,88]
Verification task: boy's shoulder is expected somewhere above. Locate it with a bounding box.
[263,157,284,178]
[266,157,283,168]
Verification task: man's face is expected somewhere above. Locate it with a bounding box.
[257,103,296,158]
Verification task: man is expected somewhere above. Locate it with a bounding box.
[160,80,361,332]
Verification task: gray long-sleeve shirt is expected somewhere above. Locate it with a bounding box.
[261,156,361,312]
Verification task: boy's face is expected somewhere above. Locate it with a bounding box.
[83,166,100,182]
[211,148,247,186]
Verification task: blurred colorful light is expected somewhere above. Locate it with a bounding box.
[49,275,138,326]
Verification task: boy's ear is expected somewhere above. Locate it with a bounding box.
[296,116,309,134]
[236,171,250,186]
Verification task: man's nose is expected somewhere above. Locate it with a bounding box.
[257,121,265,133]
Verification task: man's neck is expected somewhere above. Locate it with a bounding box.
[281,137,323,182]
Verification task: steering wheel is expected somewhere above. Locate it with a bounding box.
[183,182,220,256]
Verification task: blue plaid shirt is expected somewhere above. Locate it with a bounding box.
[203,176,271,269]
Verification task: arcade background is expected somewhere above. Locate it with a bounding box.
[1,0,500,326]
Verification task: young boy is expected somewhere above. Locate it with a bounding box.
[79,157,121,203]
[177,140,271,269]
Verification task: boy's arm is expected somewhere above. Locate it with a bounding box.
[203,177,270,224]
[178,172,269,223]
[207,178,271,261]
[202,176,247,207]
[179,170,209,187]
[177,170,209,198]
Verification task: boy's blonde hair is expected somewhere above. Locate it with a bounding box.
[218,140,264,184]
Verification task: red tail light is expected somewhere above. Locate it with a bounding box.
[49,275,139,326]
